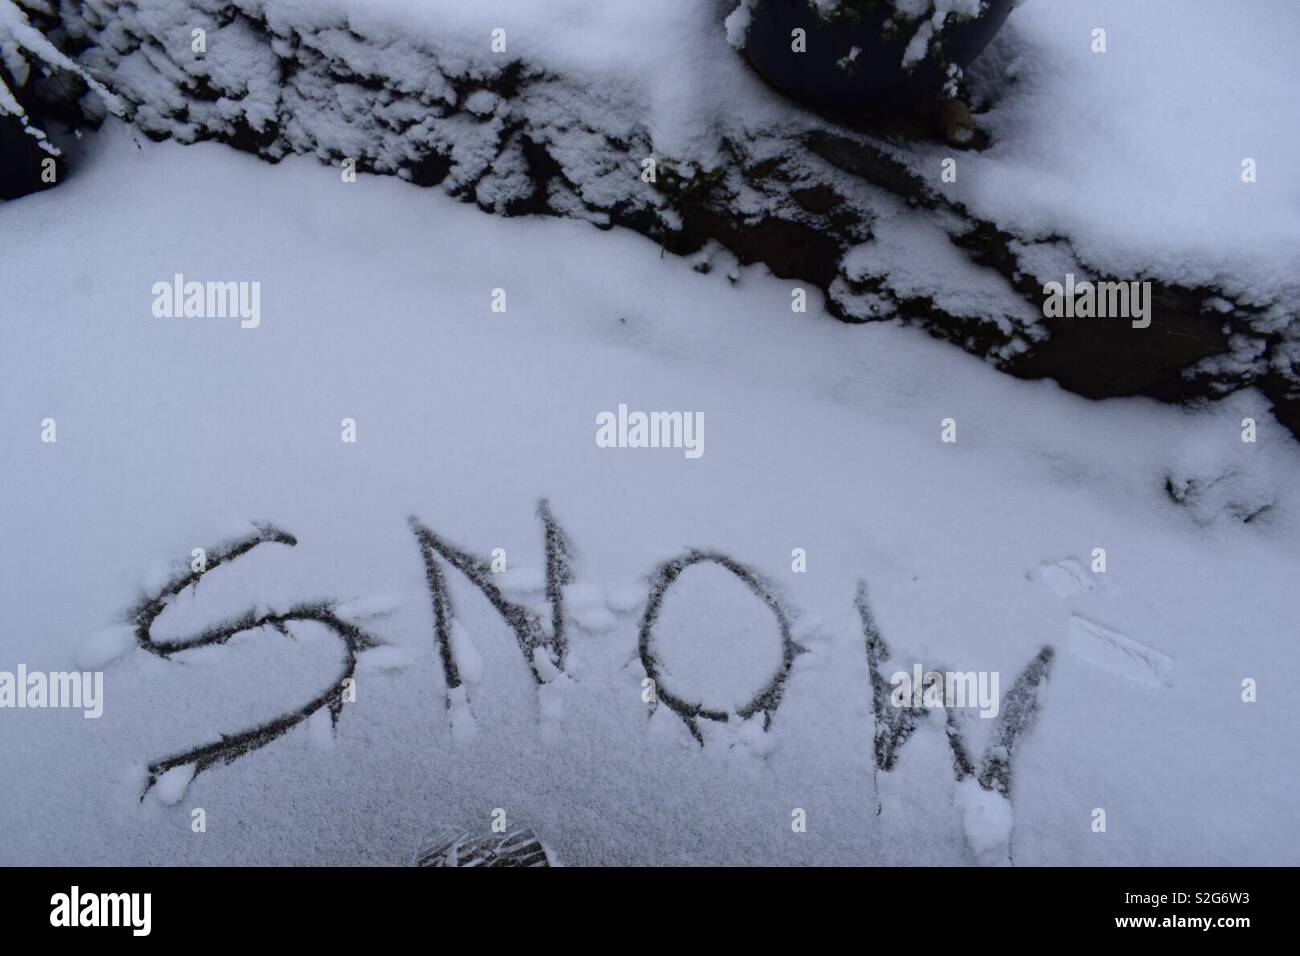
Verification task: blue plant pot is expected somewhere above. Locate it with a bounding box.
[739,0,1014,117]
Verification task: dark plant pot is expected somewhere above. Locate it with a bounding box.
[0,101,60,200]
[1,117,52,200]
[739,0,1014,118]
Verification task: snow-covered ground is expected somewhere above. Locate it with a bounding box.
[1,125,1298,865]
[932,0,1300,304]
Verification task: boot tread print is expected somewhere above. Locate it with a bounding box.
[415,825,553,867]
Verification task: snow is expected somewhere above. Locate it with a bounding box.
[151,763,196,806]
[948,0,1300,311]
[335,592,403,622]
[39,0,1300,384]
[1,116,1298,864]
[564,583,618,634]
[902,22,935,69]
[604,584,646,614]
[0,0,124,122]
[495,567,546,595]
[1067,616,1173,690]
[652,561,786,713]
[446,686,477,744]
[74,624,137,670]
[955,776,1012,867]
[138,558,175,600]
[807,0,987,68]
[724,1,753,52]
[358,645,418,672]
[838,205,1041,338]
[273,0,784,162]
[449,620,483,685]
[305,707,335,750]
[1164,431,1277,526]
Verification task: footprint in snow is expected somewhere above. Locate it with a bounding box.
[1026,557,1114,598]
[1067,614,1172,688]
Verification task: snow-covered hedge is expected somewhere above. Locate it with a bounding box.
[1,0,119,146]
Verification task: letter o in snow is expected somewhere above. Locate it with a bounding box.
[637,551,797,740]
